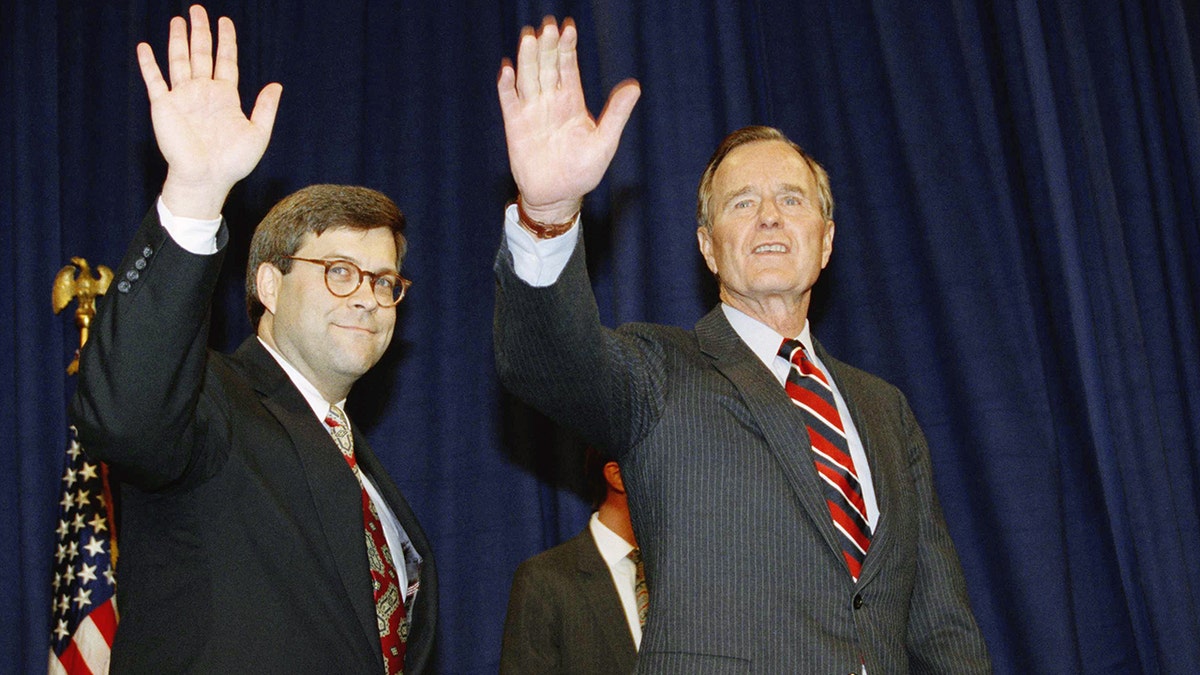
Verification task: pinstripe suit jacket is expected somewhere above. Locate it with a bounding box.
[494,235,990,673]
[500,529,638,674]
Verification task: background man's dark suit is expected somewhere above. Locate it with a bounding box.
[501,529,637,674]
[71,211,437,673]
[494,236,990,673]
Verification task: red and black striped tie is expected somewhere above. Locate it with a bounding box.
[779,339,872,581]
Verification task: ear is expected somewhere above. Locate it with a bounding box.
[820,220,835,269]
[603,461,625,494]
[256,262,282,316]
[697,226,719,275]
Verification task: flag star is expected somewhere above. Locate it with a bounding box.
[66,541,79,561]
[75,489,91,508]
[54,619,70,641]
[55,544,68,564]
[63,565,76,585]
[56,520,70,539]
[60,492,76,511]
[57,595,70,614]
[89,513,108,533]
[71,512,87,533]
[78,563,98,584]
[67,441,82,460]
[52,572,61,591]
[84,536,106,557]
[104,565,116,585]
[97,493,107,509]
[63,468,78,488]
[80,462,99,481]
[73,587,93,609]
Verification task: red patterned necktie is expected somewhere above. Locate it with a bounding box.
[326,405,407,674]
[627,548,649,628]
[779,339,873,581]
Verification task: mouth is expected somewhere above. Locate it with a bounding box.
[752,243,789,254]
[333,323,376,335]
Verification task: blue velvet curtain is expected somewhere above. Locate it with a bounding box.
[4,0,1198,672]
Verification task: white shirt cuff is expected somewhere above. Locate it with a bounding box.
[157,196,222,255]
[503,203,580,287]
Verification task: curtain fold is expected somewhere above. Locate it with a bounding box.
[4,1,1197,672]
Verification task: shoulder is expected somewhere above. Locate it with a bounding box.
[516,530,596,577]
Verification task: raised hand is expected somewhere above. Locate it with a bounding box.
[497,17,640,224]
[138,5,282,219]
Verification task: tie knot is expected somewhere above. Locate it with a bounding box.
[779,337,806,363]
[326,404,348,428]
[627,548,642,566]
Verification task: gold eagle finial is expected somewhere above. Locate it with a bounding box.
[52,257,113,374]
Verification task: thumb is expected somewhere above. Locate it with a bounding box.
[595,79,641,150]
[249,82,284,137]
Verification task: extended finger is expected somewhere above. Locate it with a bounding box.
[514,27,539,100]
[137,43,169,100]
[497,59,520,115]
[213,16,238,85]
[166,15,190,87]
[557,20,582,98]
[188,5,214,80]
[536,17,560,91]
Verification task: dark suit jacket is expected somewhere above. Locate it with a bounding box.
[71,209,437,674]
[500,528,638,674]
[494,234,990,674]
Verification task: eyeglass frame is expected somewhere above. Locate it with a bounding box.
[282,256,412,307]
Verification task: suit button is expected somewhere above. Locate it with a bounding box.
[125,269,139,281]
[117,280,131,293]
[135,258,147,270]
[853,593,864,610]
[143,245,154,258]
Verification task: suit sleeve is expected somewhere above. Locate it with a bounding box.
[898,392,993,673]
[70,206,228,489]
[493,228,665,458]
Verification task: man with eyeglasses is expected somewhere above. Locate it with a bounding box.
[70,7,435,673]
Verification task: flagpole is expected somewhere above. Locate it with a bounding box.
[49,257,119,675]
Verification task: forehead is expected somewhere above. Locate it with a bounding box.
[712,140,815,195]
[294,226,398,268]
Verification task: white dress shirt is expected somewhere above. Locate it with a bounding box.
[588,513,642,648]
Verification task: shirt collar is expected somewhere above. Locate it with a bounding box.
[257,337,347,422]
[589,512,635,567]
[720,303,814,369]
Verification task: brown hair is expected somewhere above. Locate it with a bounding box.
[695,125,834,229]
[245,184,407,328]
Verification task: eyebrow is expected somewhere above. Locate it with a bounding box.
[721,183,812,205]
[319,253,399,275]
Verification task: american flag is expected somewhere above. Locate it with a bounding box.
[48,426,118,675]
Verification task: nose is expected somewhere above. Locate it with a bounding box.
[348,276,380,310]
[758,199,782,228]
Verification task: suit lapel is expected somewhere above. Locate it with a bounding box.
[694,308,847,566]
[232,337,382,659]
[817,344,895,586]
[352,429,438,651]
[572,532,638,655]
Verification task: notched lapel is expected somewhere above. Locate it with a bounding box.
[695,310,848,565]
[233,338,381,658]
[817,349,901,588]
[574,534,638,653]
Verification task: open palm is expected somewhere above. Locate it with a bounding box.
[139,6,281,218]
